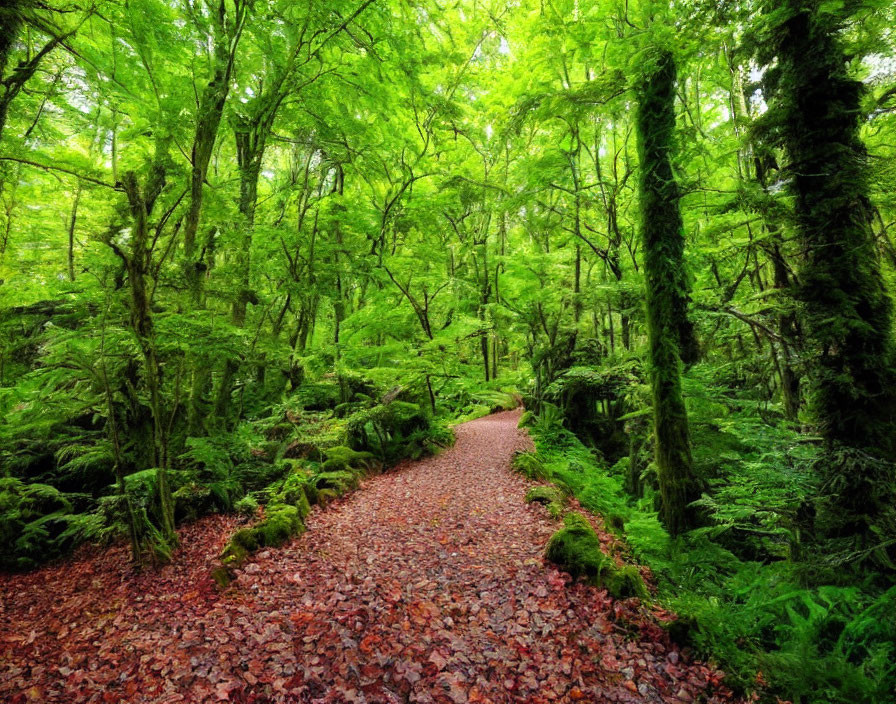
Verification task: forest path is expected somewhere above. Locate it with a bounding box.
[0,410,735,704]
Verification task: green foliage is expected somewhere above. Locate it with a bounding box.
[517,410,536,428]
[233,494,259,518]
[471,389,519,412]
[672,572,896,702]
[172,482,213,522]
[529,377,896,703]
[295,382,342,412]
[2,4,896,703]
[344,400,439,462]
[544,363,642,403]
[530,403,567,444]
[321,446,378,473]
[0,477,72,569]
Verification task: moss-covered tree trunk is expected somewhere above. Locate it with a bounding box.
[120,164,176,543]
[771,3,896,538]
[0,1,22,143]
[636,49,700,536]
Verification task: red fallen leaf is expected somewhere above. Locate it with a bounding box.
[0,413,741,704]
[428,650,449,670]
[623,680,639,693]
[215,680,240,700]
[360,633,380,654]
[443,672,468,703]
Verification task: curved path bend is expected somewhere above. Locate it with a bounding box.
[0,410,735,704]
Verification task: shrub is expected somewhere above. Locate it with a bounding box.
[0,477,72,570]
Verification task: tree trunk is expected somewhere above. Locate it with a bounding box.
[636,49,700,536]
[121,167,176,543]
[771,2,896,540]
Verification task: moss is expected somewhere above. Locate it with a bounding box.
[321,446,377,473]
[525,485,565,519]
[217,502,305,579]
[316,488,339,506]
[525,485,564,505]
[220,527,257,565]
[545,513,648,600]
[212,565,232,588]
[293,487,311,520]
[606,564,649,600]
[512,451,548,480]
[606,513,626,534]
[546,513,608,580]
[636,48,701,535]
[274,472,313,518]
[233,494,259,518]
[314,470,359,495]
[302,481,319,506]
[172,482,213,522]
[256,503,304,547]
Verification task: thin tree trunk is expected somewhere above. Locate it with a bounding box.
[636,49,700,536]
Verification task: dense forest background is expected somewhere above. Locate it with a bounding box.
[2,0,896,701]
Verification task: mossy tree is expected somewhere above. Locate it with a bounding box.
[758,0,896,542]
[635,48,701,536]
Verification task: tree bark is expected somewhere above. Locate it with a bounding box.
[636,49,700,536]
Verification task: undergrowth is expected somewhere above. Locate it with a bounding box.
[523,405,896,704]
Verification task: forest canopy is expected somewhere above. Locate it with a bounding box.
[2,0,896,701]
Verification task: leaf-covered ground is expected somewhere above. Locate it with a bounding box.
[0,411,740,703]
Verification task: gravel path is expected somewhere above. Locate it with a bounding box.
[0,410,736,704]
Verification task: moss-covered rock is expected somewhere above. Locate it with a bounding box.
[545,512,648,600]
[216,502,306,585]
[302,481,319,506]
[255,503,303,547]
[512,451,548,480]
[173,482,213,521]
[220,527,258,565]
[316,488,339,506]
[274,472,313,518]
[604,564,649,600]
[525,485,565,519]
[314,470,359,495]
[321,446,377,474]
[525,485,563,505]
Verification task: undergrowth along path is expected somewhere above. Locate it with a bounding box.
[0,410,737,703]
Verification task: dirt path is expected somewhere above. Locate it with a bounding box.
[0,410,735,704]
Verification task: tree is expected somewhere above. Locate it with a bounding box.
[758,0,896,541]
[636,48,700,536]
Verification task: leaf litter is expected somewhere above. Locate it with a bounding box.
[0,410,741,704]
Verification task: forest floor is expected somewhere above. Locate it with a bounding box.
[0,410,740,704]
